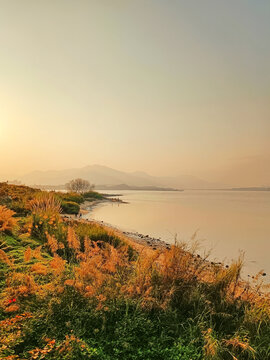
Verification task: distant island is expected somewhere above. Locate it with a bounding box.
[229,187,270,191]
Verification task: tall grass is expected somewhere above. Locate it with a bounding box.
[28,193,62,217]
[0,206,18,233]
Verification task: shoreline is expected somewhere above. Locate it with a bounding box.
[67,201,246,286]
[80,198,173,251]
[80,196,127,213]
[61,198,169,255]
[65,210,269,293]
[78,198,269,281]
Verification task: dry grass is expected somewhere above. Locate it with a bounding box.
[28,192,62,217]
[0,205,17,233]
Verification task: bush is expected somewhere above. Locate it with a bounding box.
[10,200,31,217]
[58,192,84,204]
[61,201,80,215]
[83,191,104,200]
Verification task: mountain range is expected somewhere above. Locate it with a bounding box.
[17,165,221,190]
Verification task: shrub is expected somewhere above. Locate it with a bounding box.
[83,191,104,200]
[9,200,30,217]
[61,201,80,215]
[57,192,84,204]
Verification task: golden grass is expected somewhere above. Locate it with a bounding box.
[0,205,17,233]
[28,192,62,217]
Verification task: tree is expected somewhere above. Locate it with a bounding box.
[65,178,94,193]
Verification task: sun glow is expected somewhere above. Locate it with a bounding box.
[0,120,3,140]
[0,118,7,142]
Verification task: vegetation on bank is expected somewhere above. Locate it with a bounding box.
[0,183,270,359]
[0,182,104,217]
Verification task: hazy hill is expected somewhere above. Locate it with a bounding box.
[18,164,217,189]
[129,171,216,189]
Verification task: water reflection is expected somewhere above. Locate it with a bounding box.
[88,190,270,277]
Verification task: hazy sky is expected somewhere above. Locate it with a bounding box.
[0,0,269,185]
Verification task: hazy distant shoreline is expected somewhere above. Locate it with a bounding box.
[19,183,270,192]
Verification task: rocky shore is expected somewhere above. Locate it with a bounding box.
[121,230,171,250]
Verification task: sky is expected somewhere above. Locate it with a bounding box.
[0,0,269,186]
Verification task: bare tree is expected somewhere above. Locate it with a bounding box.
[66,178,94,193]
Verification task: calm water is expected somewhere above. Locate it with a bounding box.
[87,190,270,277]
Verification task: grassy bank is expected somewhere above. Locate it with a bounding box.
[0,183,270,359]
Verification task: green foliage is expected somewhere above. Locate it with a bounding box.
[61,201,80,215]
[57,192,85,204]
[15,292,203,360]
[9,200,31,217]
[83,191,104,200]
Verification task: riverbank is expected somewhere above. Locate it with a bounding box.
[79,195,270,280]
[69,200,269,295]
[1,183,270,359]
[82,189,270,279]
